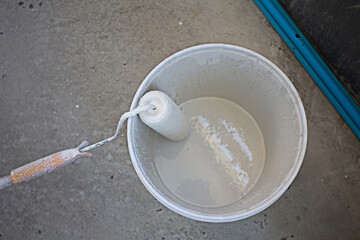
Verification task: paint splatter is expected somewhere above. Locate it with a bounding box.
[191,115,250,188]
[220,119,253,162]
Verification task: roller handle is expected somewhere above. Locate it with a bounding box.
[0,141,91,190]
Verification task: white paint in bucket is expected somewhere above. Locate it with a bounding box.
[128,44,307,222]
[154,97,265,208]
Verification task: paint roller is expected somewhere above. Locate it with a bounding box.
[0,91,190,190]
[138,91,190,141]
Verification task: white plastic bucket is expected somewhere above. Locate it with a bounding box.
[127,44,307,222]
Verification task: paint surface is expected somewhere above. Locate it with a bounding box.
[153,97,266,207]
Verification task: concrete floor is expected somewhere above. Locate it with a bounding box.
[0,0,359,239]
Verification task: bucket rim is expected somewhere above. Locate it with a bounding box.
[127,43,308,222]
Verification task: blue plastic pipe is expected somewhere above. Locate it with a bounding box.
[253,0,360,140]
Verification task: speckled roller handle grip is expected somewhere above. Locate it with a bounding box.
[9,141,91,186]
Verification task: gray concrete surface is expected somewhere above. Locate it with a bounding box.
[0,0,359,239]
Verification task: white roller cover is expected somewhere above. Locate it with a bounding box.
[138,91,190,141]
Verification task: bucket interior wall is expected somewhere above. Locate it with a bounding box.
[129,45,306,217]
